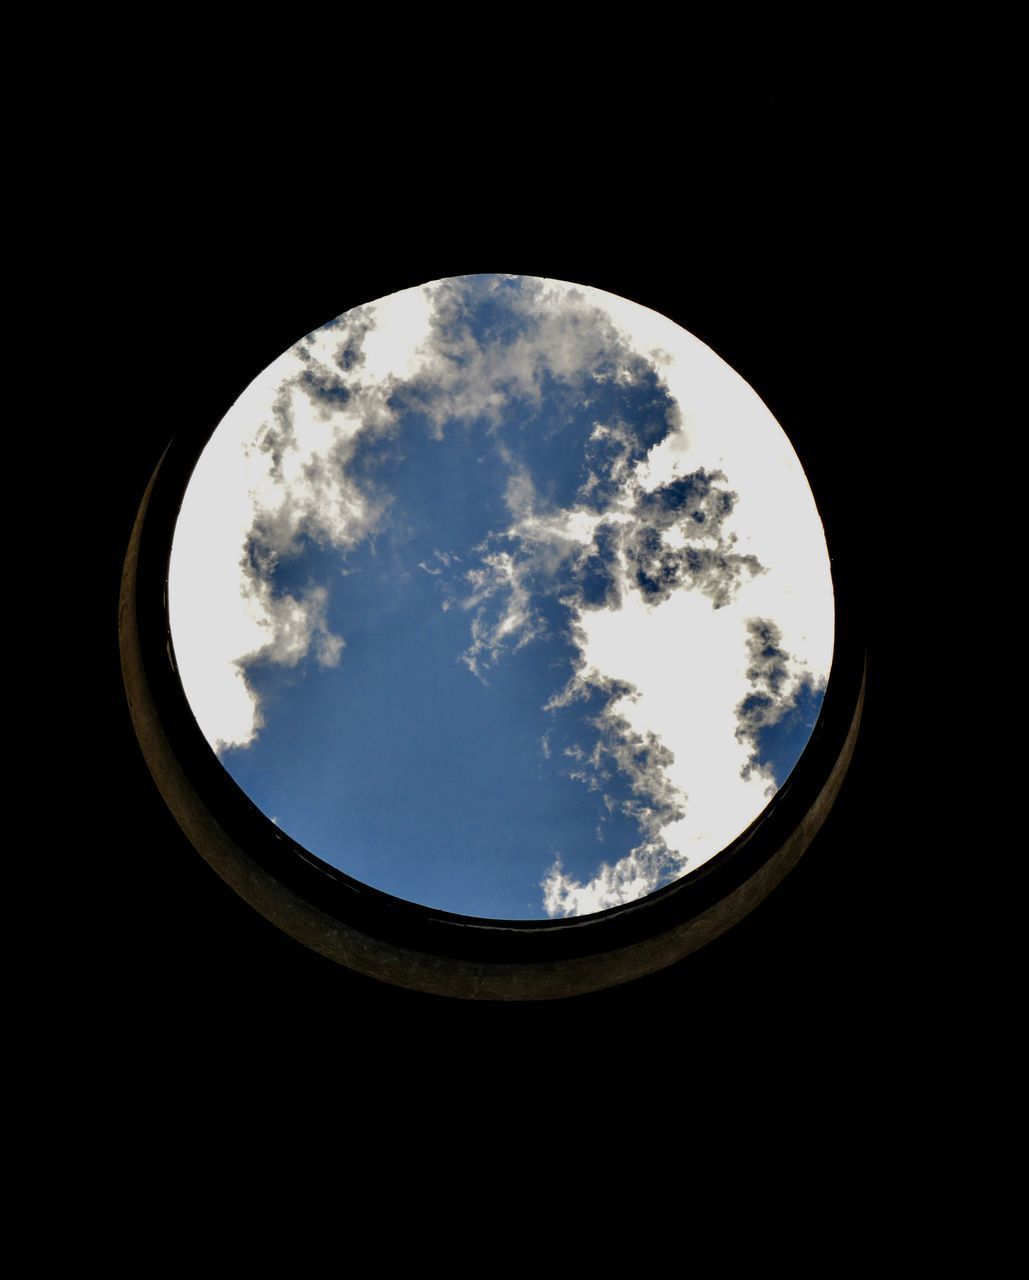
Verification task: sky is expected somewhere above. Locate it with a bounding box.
[168,274,834,920]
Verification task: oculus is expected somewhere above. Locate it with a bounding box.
[122,274,863,998]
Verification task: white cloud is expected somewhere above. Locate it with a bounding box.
[168,288,436,752]
[170,274,833,921]
[402,275,651,432]
[413,278,835,916]
[541,841,673,918]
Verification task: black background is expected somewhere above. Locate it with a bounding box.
[80,108,902,1112]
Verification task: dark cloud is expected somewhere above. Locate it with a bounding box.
[255,383,298,483]
[735,618,821,786]
[628,537,763,609]
[622,469,763,608]
[333,308,375,372]
[743,618,793,695]
[299,366,350,411]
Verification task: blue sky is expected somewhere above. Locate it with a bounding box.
[170,275,834,919]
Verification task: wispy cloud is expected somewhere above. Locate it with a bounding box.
[541,683,691,917]
[460,549,545,680]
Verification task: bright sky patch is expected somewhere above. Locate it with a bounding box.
[169,275,834,920]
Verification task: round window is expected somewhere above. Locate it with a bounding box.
[121,273,865,999]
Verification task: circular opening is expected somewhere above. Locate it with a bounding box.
[121,273,865,1000]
